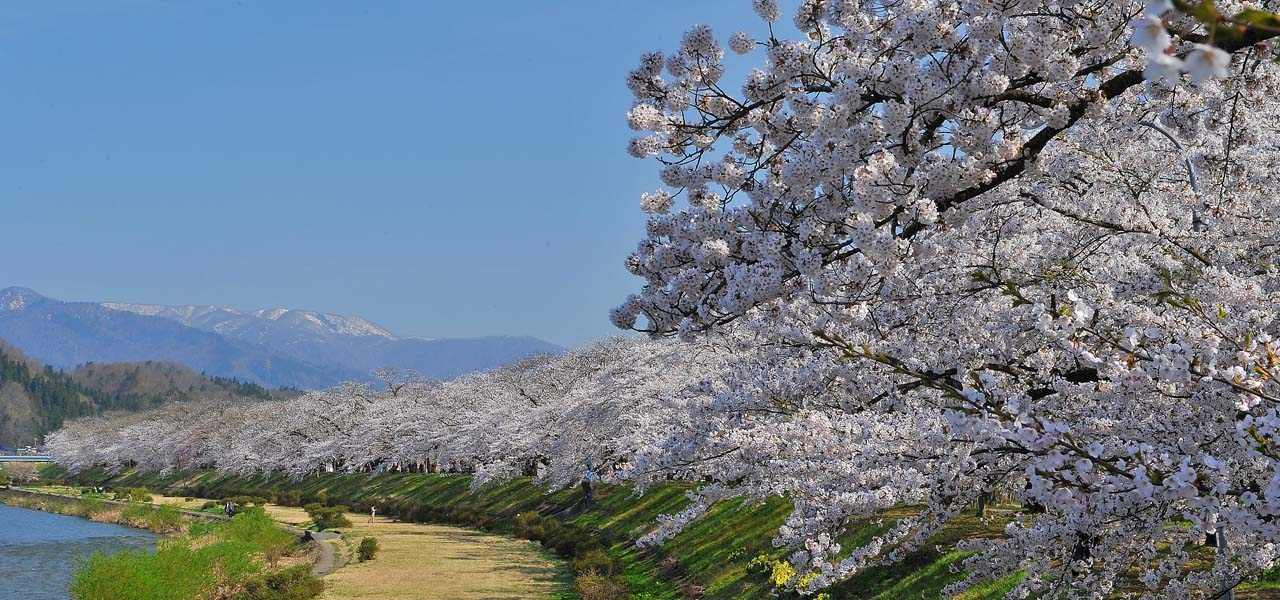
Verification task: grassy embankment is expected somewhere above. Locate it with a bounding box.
[70,507,321,600]
[50,466,1034,599]
[0,485,323,600]
[0,486,195,533]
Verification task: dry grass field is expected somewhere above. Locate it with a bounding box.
[318,515,567,600]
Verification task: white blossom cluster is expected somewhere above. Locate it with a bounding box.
[609,0,1280,597]
[1132,1,1233,85]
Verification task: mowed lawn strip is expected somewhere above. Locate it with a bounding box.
[320,515,569,600]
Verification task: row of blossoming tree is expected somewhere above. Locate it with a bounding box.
[46,0,1280,596]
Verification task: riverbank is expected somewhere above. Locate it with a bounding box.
[0,504,157,600]
[0,486,326,600]
[0,487,204,533]
[15,484,572,599]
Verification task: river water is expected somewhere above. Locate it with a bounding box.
[0,504,157,599]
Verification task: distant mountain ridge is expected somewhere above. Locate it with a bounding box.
[0,287,562,389]
[0,287,352,388]
[102,302,399,339]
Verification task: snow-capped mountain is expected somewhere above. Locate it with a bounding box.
[1,286,43,312]
[0,287,352,388]
[0,287,562,389]
[102,303,399,340]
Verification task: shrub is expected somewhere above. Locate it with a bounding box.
[145,506,184,532]
[357,537,379,562]
[551,529,592,556]
[679,582,707,599]
[71,536,260,600]
[659,555,687,579]
[233,565,323,600]
[118,504,183,533]
[572,549,618,576]
[303,503,351,531]
[575,572,628,600]
[226,495,267,508]
[276,490,302,507]
[77,497,107,519]
[222,508,295,566]
[188,520,218,537]
[514,512,545,540]
[113,488,153,503]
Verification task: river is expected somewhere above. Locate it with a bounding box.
[0,504,157,600]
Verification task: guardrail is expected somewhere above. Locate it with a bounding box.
[0,456,52,462]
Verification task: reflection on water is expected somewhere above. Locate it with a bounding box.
[0,504,156,600]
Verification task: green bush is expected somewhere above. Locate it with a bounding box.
[303,503,351,531]
[77,497,107,519]
[71,537,260,600]
[222,508,296,566]
[276,490,302,507]
[145,506,184,532]
[572,549,618,576]
[575,571,628,600]
[233,565,323,600]
[357,537,379,562]
[120,505,183,532]
[112,487,153,503]
[514,511,545,540]
[188,520,218,537]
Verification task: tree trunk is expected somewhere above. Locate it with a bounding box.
[1217,529,1235,600]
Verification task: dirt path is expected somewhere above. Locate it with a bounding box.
[150,494,569,599]
[307,532,342,577]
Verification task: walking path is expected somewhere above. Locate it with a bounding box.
[305,531,343,577]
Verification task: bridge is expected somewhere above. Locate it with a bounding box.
[0,456,51,462]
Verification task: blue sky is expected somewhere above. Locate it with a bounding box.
[0,1,773,346]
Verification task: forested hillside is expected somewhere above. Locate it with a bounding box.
[0,340,290,448]
[0,341,100,448]
[69,361,296,408]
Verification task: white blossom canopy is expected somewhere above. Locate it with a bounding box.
[607,0,1280,597]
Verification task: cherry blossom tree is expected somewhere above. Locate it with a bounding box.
[607,0,1280,596]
